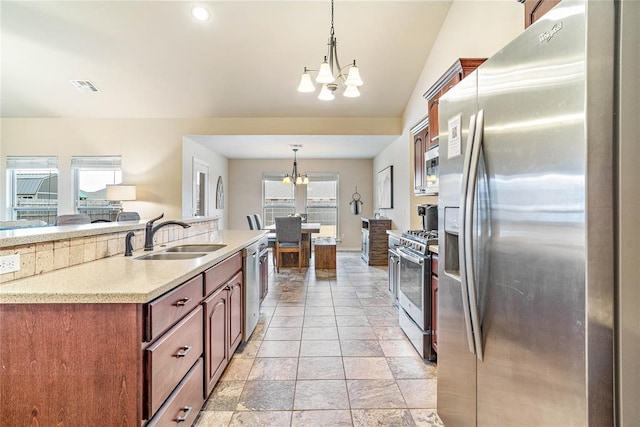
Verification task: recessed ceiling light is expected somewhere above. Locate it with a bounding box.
[191,6,210,21]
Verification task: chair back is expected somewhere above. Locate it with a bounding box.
[56,214,91,226]
[247,215,257,230]
[116,212,141,221]
[254,214,263,230]
[275,216,302,244]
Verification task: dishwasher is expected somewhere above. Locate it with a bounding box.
[243,235,267,340]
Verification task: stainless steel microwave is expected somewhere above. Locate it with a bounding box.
[424,145,439,194]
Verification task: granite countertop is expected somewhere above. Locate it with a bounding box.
[0,229,265,304]
[429,244,439,255]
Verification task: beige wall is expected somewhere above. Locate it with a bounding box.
[374,0,524,231]
[0,117,398,221]
[228,158,373,250]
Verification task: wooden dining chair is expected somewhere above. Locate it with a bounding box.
[247,215,257,230]
[275,216,302,272]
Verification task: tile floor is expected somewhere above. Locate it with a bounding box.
[195,251,443,427]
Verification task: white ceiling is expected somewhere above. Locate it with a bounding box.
[1,0,453,158]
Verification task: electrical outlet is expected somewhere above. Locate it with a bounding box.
[0,254,20,274]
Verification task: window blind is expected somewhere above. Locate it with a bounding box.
[71,156,122,170]
[6,156,58,170]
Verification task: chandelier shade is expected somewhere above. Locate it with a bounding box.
[283,146,309,185]
[297,0,363,100]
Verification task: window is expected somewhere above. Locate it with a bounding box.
[306,173,339,239]
[6,156,58,224]
[262,173,295,227]
[262,172,339,239]
[71,156,123,222]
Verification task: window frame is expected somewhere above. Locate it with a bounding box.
[71,156,123,221]
[6,156,59,224]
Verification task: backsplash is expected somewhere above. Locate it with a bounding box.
[0,219,218,283]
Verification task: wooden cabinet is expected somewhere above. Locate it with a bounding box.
[431,255,439,355]
[0,249,249,425]
[524,0,561,28]
[413,123,428,194]
[361,218,392,266]
[423,59,486,140]
[203,260,243,395]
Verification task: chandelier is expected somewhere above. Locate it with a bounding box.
[297,0,363,100]
[283,146,309,185]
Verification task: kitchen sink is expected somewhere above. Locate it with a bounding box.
[164,244,227,253]
[135,252,206,261]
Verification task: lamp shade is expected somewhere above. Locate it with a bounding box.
[318,84,335,101]
[345,65,363,86]
[297,72,315,92]
[343,84,360,98]
[282,174,292,185]
[106,184,137,201]
[316,59,335,84]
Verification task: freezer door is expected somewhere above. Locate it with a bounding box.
[474,1,613,425]
[437,70,479,427]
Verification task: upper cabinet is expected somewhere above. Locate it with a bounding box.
[413,58,486,195]
[523,0,562,28]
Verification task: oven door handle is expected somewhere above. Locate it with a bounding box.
[397,248,425,265]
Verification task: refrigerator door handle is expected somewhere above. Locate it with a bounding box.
[465,109,485,361]
[458,113,478,355]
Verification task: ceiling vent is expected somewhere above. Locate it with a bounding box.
[69,80,99,92]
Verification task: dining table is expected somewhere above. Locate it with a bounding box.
[265,222,321,268]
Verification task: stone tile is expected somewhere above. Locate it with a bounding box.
[300,340,342,357]
[220,357,254,381]
[305,298,334,307]
[269,316,304,327]
[294,380,350,410]
[228,410,292,427]
[352,409,416,427]
[387,358,437,380]
[259,305,276,316]
[303,315,337,327]
[236,381,295,411]
[333,298,362,307]
[35,249,54,274]
[194,410,234,427]
[336,315,370,327]
[340,340,384,357]
[234,340,261,359]
[334,306,366,316]
[397,379,437,409]
[304,306,335,316]
[347,380,407,409]
[203,381,244,411]
[264,327,302,341]
[273,306,305,316]
[256,340,300,358]
[343,357,394,379]
[338,326,377,340]
[379,340,421,357]
[247,357,298,380]
[292,410,352,427]
[302,326,339,340]
[373,326,405,340]
[367,315,400,327]
[297,357,345,380]
[410,409,444,427]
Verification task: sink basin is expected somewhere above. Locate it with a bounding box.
[164,244,227,253]
[135,252,206,261]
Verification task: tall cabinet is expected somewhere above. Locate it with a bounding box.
[361,218,392,266]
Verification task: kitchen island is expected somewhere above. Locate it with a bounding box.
[0,228,266,426]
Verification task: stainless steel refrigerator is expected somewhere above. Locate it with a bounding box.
[435,0,636,424]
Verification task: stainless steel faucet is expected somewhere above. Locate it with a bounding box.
[144,213,191,251]
[124,231,135,256]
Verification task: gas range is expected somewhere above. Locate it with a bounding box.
[399,230,438,256]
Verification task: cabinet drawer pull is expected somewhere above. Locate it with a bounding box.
[174,297,191,307]
[174,345,192,358]
[175,406,192,423]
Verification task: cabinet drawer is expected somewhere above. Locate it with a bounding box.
[431,256,438,277]
[204,252,242,297]
[145,306,203,418]
[146,358,204,427]
[145,274,203,342]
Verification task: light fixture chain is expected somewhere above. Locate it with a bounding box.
[330,0,334,36]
